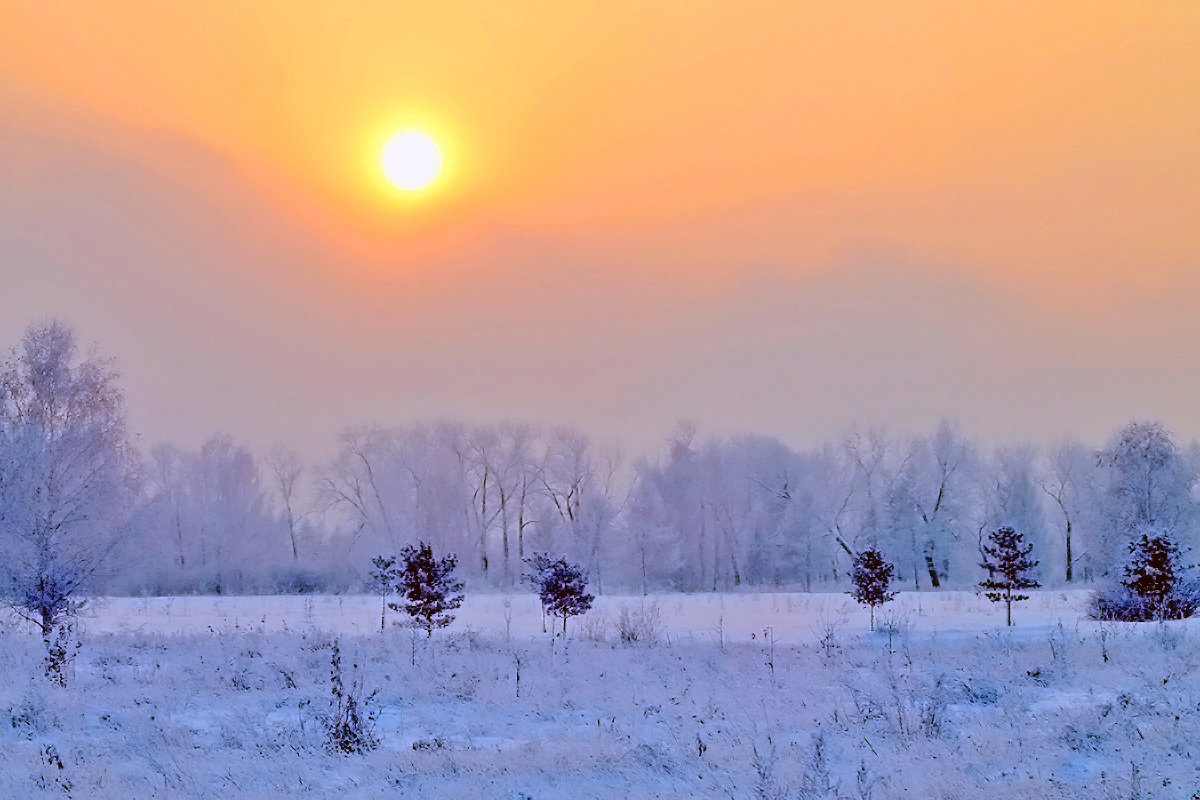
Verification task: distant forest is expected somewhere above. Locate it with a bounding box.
[4,321,1197,596]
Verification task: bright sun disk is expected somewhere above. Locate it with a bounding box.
[381,130,442,191]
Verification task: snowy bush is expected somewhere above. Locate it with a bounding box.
[323,640,378,755]
[615,602,663,645]
[1089,585,1200,622]
[578,612,611,642]
[1089,532,1198,621]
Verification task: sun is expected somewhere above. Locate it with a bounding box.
[381,130,442,191]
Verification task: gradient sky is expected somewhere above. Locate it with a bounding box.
[1,1,1198,458]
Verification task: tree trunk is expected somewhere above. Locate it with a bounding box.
[174,499,186,570]
[479,469,490,577]
[641,541,648,597]
[288,518,299,562]
[1064,519,1073,583]
[924,554,941,588]
[517,477,528,564]
[499,482,511,585]
[911,528,921,591]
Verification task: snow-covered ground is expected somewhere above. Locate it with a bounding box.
[2,590,1197,798]
[80,589,1093,639]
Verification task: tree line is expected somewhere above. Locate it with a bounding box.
[5,320,1200,605]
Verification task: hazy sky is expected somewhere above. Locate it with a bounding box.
[1,1,1198,458]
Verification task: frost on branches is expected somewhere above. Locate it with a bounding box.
[0,321,134,680]
[979,526,1040,626]
[848,549,896,631]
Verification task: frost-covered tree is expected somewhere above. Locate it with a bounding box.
[122,435,304,594]
[390,542,464,636]
[1098,422,1196,576]
[265,446,309,563]
[536,428,627,593]
[485,422,539,584]
[979,526,1039,626]
[890,421,975,590]
[0,321,135,639]
[368,555,399,632]
[1036,440,1098,583]
[848,549,896,630]
[535,557,594,634]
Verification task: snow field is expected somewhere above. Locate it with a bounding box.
[0,590,1197,798]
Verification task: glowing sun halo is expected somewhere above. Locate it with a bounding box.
[381,130,442,191]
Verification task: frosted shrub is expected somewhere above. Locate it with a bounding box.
[35,743,72,795]
[579,612,611,642]
[816,619,842,662]
[616,602,663,645]
[43,623,80,688]
[877,609,912,663]
[323,640,378,755]
[916,675,950,738]
[8,688,55,738]
[751,742,781,800]
[797,730,837,799]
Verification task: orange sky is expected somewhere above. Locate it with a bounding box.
[1,1,1199,455]
[7,1,1197,282]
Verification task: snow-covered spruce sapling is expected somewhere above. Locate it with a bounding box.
[979,526,1039,626]
[1092,532,1197,621]
[390,542,464,637]
[1123,532,1181,605]
[535,557,594,635]
[368,555,399,632]
[848,549,897,631]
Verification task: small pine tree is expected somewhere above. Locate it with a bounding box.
[1089,532,1197,621]
[849,549,896,631]
[368,555,399,633]
[390,542,464,637]
[536,558,594,634]
[1122,532,1180,607]
[979,526,1039,626]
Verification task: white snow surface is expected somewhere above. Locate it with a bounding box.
[1,590,1197,798]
